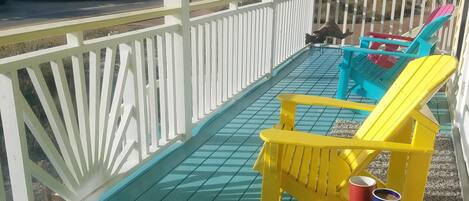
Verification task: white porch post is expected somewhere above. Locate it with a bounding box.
[0,72,34,201]
[164,0,192,141]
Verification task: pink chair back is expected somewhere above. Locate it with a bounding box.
[423,4,455,29]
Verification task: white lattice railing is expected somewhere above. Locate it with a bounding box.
[0,0,464,200]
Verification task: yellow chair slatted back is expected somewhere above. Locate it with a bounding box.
[343,55,457,173]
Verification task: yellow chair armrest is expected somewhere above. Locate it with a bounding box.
[260,128,432,153]
[278,94,376,111]
[277,94,439,131]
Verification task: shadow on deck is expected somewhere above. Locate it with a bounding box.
[101,48,454,201]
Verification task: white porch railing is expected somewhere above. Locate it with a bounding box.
[313,0,458,52]
[0,0,463,200]
[0,0,314,200]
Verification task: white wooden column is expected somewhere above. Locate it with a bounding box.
[0,72,34,201]
[164,0,192,140]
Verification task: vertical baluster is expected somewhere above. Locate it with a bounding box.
[326,0,332,44]
[246,11,254,83]
[399,0,406,34]
[293,0,301,51]
[204,22,212,114]
[335,0,341,45]
[301,0,307,45]
[242,11,248,87]
[351,0,358,44]
[409,0,417,35]
[233,13,241,93]
[197,24,205,118]
[286,0,292,55]
[325,0,331,26]
[222,17,229,101]
[281,1,287,60]
[371,0,377,32]
[309,0,315,34]
[253,9,260,79]
[446,8,455,51]
[165,33,177,139]
[342,0,350,45]
[361,0,368,37]
[419,0,427,27]
[227,15,234,98]
[191,26,198,122]
[271,3,280,65]
[284,1,291,57]
[211,20,218,109]
[147,36,160,149]
[266,1,277,74]
[260,7,267,76]
[216,19,223,105]
[441,0,448,50]
[317,0,323,30]
[280,2,286,63]
[285,0,292,55]
[390,0,397,34]
[229,0,238,96]
[380,0,387,33]
[239,12,245,90]
[157,34,169,143]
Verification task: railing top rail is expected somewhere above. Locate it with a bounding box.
[0,0,238,46]
[0,23,179,73]
[190,1,271,25]
[190,0,235,11]
[0,6,179,46]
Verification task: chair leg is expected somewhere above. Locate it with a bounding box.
[400,153,432,201]
[261,143,283,201]
[261,175,282,201]
[337,52,353,99]
[337,63,350,99]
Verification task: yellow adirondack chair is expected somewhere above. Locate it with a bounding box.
[253,55,458,201]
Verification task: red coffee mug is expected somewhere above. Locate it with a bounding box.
[349,176,377,201]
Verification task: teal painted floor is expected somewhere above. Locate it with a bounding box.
[112,48,452,201]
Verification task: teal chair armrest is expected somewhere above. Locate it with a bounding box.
[341,46,421,58]
[360,36,412,47]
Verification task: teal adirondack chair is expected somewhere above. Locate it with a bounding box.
[336,15,451,100]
